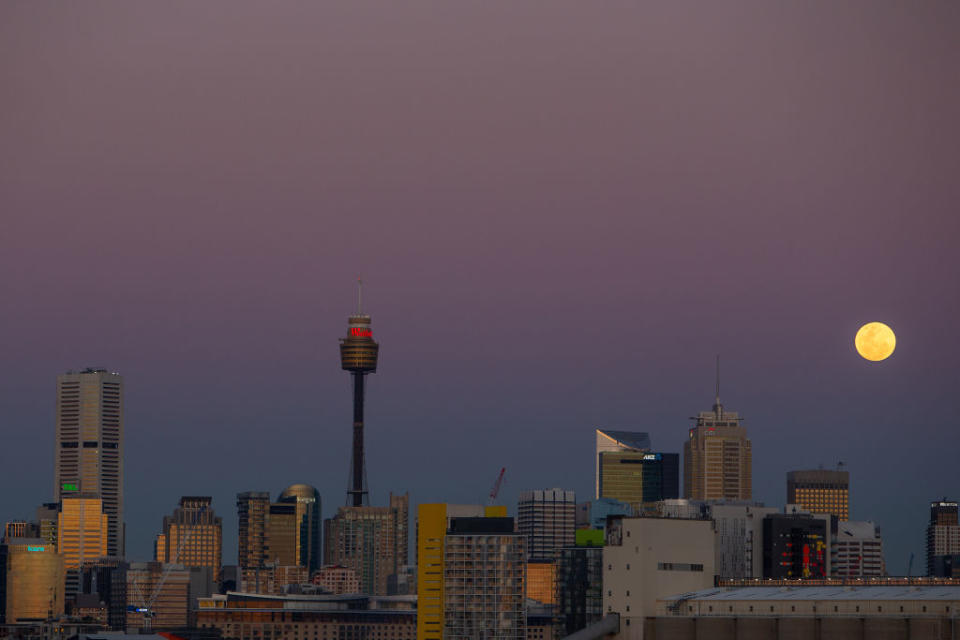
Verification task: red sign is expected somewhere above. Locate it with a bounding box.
[349,328,372,337]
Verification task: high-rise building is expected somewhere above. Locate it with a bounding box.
[154,497,222,584]
[526,560,556,605]
[832,520,883,578]
[266,503,298,566]
[80,557,127,630]
[237,492,270,570]
[339,285,379,507]
[927,499,960,577]
[0,537,65,623]
[594,429,651,499]
[683,373,751,501]
[324,492,408,595]
[598,451,680,509]
[517,488,576,561]
[58,495,109,594]
[555,537,603,637]
[416,504,524,640]
[55,369,124,558]
[762,512,829,579]
[787,469,850,520]
[416,505,525,640]
[277,484,322,573]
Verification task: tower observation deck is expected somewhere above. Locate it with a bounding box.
[339,286,379,507]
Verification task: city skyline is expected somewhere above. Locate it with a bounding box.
[2,0,958,581]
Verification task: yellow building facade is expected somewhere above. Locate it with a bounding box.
[58,496,108,569]
[1,540,65,622]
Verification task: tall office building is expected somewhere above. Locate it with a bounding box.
[787,469,850,520]
[237,492,270,570]
[417,504,524,640]
[927,499,960,576]
[339,285,379,507]
[323,492,408,595]
[683,373,751,500]
[0,537,65,623]
[266,503,298,566]
[594,430,651,499]
[598,451,680,508]
[762,513,829,579]
[154,497,222,584]
[517,488,576,561]
[125,562,191,631]
[277,484,322,573]
[59,495,109,594]
[55,369,124,558]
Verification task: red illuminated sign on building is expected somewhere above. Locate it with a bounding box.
[349,328,372,337]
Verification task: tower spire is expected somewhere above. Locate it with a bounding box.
[713,354,723,418]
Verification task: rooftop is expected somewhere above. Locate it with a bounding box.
[665,585,960,602]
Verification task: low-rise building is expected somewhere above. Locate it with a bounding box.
[312,565,360,595]
[832,520,883,577]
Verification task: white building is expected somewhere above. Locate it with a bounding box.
[603,516,715,639]
[709,503,778,579]
[832,520,884,577]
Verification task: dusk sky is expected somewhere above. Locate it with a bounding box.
[2,1,958,574]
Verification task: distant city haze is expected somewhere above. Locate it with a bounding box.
[1,1,958,574]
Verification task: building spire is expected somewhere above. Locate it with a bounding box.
[713,354,723,418]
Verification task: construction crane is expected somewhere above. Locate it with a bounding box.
[129,504,208,632]
[488,467,506,504]
[907,552,915,578]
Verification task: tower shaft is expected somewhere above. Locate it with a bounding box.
[349,372,368,506]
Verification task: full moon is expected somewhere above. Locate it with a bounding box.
[855,322,896,361]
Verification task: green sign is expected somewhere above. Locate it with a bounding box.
[576,528,605,547]
[27,546,45,552]
[62,483,78,491]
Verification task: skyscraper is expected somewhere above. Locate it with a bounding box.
[55,369,124,558]
[517,488,576,561]
[597,451,680,508]
[0,537,65,623]
[683,365,751,501]
[594,429,651,499]
[266,503,298,566]
[927,499,960,576]
[339,283,379,507]
[237,492,270,570]
[154,496,222,584]
[277,484,322,573]
[58,494,109,594]
[323,492,408,595]
[787,469,850,520]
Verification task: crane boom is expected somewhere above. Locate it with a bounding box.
[489,467,506,503]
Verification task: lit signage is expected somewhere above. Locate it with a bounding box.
[349,328,372,337]
[62,483,78,491]
[27,546,45,552]
[642,453,662,461]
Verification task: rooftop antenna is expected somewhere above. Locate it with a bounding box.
[714,355,723,418]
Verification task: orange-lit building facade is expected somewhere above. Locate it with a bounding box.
[155,496,222,584]
[125,562,190,630]
[526,561,556,605]
[0,538,65,622]
[787,470,850,520]
[313,565,361,594]
[684,400,751,501]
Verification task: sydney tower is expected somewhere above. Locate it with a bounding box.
[339,283,379,506]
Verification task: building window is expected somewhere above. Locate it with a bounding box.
[626,591,630,597]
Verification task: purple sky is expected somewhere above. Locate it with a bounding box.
[2,1,958,574]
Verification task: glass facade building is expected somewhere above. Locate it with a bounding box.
[787,469,850,520]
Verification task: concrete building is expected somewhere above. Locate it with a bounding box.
[416,504,524,640]
[324,492,408,595]
[709,503,777,579]
[762,512,829,579]
[832,520,884,577]
[35,503,59,549]
[927,499,960,576]
[0,538,65,623]
[595,430,652,499]
[154,496,222,585]
[577,498,633,531]
[277,484,322,573]
[683,391,751,501]
[59,495,109,594]
[196,591,416,640]
[240,564,310,595]
[648,584,960,640]
[517,488,576,561]
[603,515,715,638]
[786,469,850,520]
[55,369,124,558]
[313,565,361,594]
